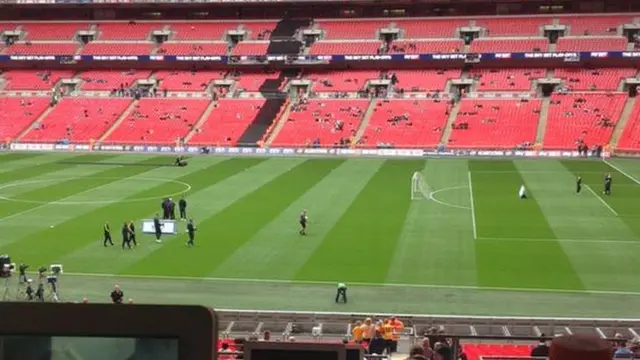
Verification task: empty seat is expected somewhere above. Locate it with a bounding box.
[231,41,269,56]
[615,100,640,152]
[391,69,461,92]
[95,23,160,40]
[309,41,382,55]
[470,38,549,53]
[78,70,152,91]
[21,23,89,40]
[554,68,636,91]
[81,42,153,55]
[189,99,266,146]
[558,15,633,36]
[471,68,545,91]
[474,17,551,36]
[316,20,387,39]
[305,70,380,92]
[389,39,464,54]
[556,37,628,51]
[0,97,51,140]
[157,42,228,56]
[2,70,74,90]
[154,70,225,92]
[4,43,78,55]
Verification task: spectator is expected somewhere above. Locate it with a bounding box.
[262,330,271,341]
[421,337,435,360]
[352,321,363,343]
[360,318,374,342]
[531,337,550,357]
[614,342,634,358]
[369,331,387,355]
[436,342,453,360]
[406,345,429,360]
[110,284,123,304]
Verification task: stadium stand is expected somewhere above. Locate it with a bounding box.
[20,98,132,143]
[359,99,450,148]
[1,70,74,90]
[231,71,283,92]
[309,41,382,55]
[80,42,153,56]
[168,22,230,40]
[558,15,634,35]
[95,22,160,40]
[231,41,270,56]
[553,68,636,91]
[471,68,544,91]
[315,20,387,39]
[0,97,50,140]
[391,69,461,92]
[153,70,225,92]
[78,70,152,91]
[555,36,628,51]
[189,99,266,146]
[448,99,542,149]
[543,93,627,150]
[389,39,464,54]
[102,98,210,144]
[616,100,640,152]
[305,70,380,92]
[474,17,551,36]
[469,38,549,53]
[395,18,468,38]
[21,23,88,40]
[156,42,229,56]
[3,43,79,55]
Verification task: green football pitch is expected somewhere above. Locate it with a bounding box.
[2,152,640,318]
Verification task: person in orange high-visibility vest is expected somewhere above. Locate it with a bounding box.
[352,321,363,343]
[389,316,404,353]
[382,319,394,354]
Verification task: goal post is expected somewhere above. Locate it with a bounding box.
[411,171,431,200]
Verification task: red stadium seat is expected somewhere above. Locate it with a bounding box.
[2,70,74,90]
[189,99,267,146]
[616,100,640,152]
[0,97,51,140]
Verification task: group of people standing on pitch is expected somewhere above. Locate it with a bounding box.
[103,221,137,249]
[161,197,186,220]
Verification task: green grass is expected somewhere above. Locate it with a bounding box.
[2,152,640,317]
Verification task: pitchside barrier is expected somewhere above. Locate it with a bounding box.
[6,143,613,159]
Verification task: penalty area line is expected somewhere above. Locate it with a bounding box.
[584,184,618,216]
[467,171,478,240]
[55,271,640,297]
[604,159,640,186]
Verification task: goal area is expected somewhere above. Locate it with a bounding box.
[411,172,431,200]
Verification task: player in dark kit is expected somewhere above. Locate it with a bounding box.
[179,197,187,220]
[576,176,583,193]
[121,222,132,249]
[186,219,196,247]
[128,221,137,247]
[103,221,114,247]
[169,198,176,220]
[154,213,163,243]
[604,173,612,195]
[161,198,169,219]
[299,210,308,235]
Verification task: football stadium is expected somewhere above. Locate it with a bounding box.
[2,0,640,358]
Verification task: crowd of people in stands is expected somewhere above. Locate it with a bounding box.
[351,317,406,355]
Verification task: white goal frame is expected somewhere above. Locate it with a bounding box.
[411,172,430,200]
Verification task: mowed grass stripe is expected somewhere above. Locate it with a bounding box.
[562,160,640,238]
[0,152,46,164]
[470,160,584,290]
[0,156,167,219]
[0,154,116,184]
[63,158,301,274]
[210,159,385,280]
[123,159,345,277]
[294,160,424,283]
[3,158,265,266]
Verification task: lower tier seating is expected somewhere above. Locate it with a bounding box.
[271,99,368,147]
[79,70,152,91]
[543,93,626,150]
[154,70,225,91]
[306,70,381,92]
[189,99,265,146]
[554,68,636,91]
[448,99,541,149]
[21,98,132,143]
[360,99,449,148]
[462,344,533,360]
[391,69,461,92]
[0,97,51,140]
[103,98,210,144]
[616,99,640,152]
[1,70,74,90]
[471,68,545,91]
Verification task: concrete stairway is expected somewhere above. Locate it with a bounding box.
[535,97,552,145]
[609,96,637,151]
[97,99,138,142]
[264,99,293,146]
[352,98,378,144]
[183,100,218,144]
[438,101,461,146]
[14,103,56,142]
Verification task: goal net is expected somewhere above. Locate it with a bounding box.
[411,172,431,200]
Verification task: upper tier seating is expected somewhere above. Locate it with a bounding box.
[556,36,628,51]
[391,69,461,92]
[448,99,542,149]
[157,42,228,56]
[104,98,210,144]
[471,68,545,91]
[554,68,636,91]
[95,23,160,40]
[22,23,89,40]
[616,100,640,152]
[470,38,549,53]
[4,43,78,56]
[306,70,381,92]
[395,19,468,38]
[389,40,464,54]
[463,344,533,360]
[474,17,551,36]
[1,70,74,90]
[558,15,634,35]
[360,99,449,148]
[21,98,132,143]
[0,23,16,32]
[271,99,368,147]
[543,93,626,149]
[154,70,225,92]
[0,97,51,140]
[81,42,153,55]
[238,21,276,40]
[189,99,265,146]
[316,20,387,39]
[231,41,269,56]
[169,22,230,40]
[78,70,152,91]
[310,41,382,55]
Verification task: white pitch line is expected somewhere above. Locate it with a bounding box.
[477,236,640,244]
[53,271,640,297]
[584,184,618,216]
[604,159,640,186]
[467,171,478,240]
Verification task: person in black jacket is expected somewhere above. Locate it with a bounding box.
[154,213,163,243]
[169,198,176,220]
[103,221,113,247]
[368,331,387,355]
[179,197,187,220]
[121,222,131,250]
[186,219,196,247]
[128,221,137,247]
[110,284,124,304]
[530,338,549,358]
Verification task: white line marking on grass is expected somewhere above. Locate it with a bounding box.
[428,186,471,210]
[604,159,640,186]
[477,236,639,244]
[584,184,618,216]
[467,171,478,240]
[56,271,640,297]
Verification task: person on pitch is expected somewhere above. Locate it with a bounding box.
[604,173,612,195]
[121,222,132,250]
[518,185,527,199]
[103,221,114,247]
[335,282,347,303]
[186,219,196,247]
[128,221,137,247]
[576,176,583,194]
[154,213,164,243]
[179,196,187,220]
[299,209,308,235]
